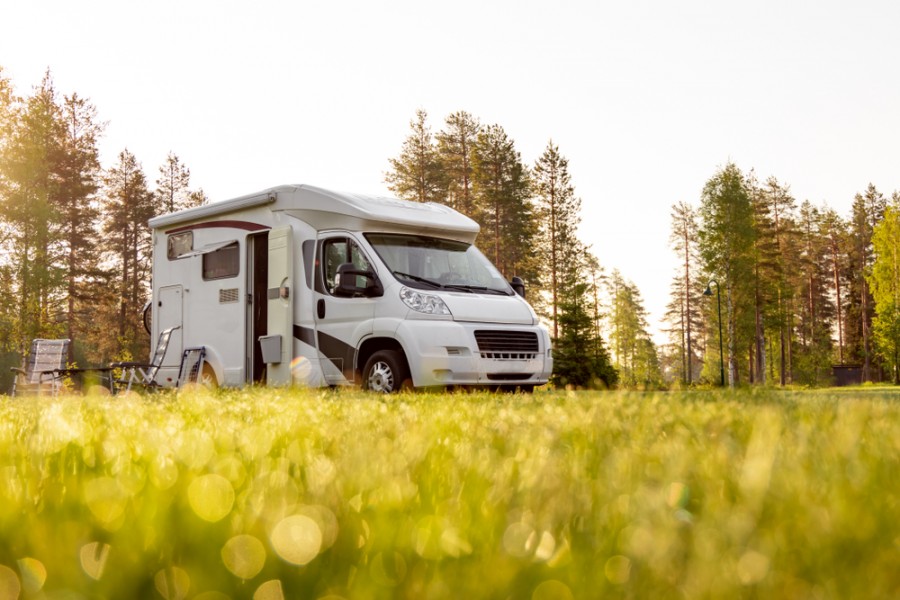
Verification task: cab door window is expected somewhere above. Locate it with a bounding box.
[321,238,372,295]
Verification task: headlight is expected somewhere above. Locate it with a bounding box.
[400,286,452,315]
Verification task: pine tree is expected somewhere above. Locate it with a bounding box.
[384,109,446,203]
[55,92,105,362]
[607,270,661,388]
[0,71,68,351]
[552,249,617,388]
[470,124,536,282]
[749,175,798,385]
[820,207,850,364]
[533,141,580,339]
[665,201,703,385]
[0,67,18,356]
[155,152,201,213]
[100,149,154,360]
[436,111,480,216]
[697,163,756,386]
[793,201,835,384]
[847,184,887,380]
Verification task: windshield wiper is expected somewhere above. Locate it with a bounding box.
[392,271,443,289]
[444,284,511,295]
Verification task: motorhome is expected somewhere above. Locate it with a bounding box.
[146,184,553,392]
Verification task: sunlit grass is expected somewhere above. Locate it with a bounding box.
[1,387,899,598]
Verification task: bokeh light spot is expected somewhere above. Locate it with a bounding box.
[270,515,322,565]
[533,531,556,562]
[0,565,20,600]
[296,505,339,550]
[439,527,473,558]
[84,477,128,528]
[188,474,235,522]
[80,542,110,581]
[604,555,631,585]
[150,454,179,490]
[737,550,770,584]
[222,534,267,580]
[154,566,191,600]
[253,579,284,600]
[532,579,574,600]
[370,551,407,587]
[238,426,274,460]
[16,557,46,593]
[503,522,536,558]
[290,356,312,383]
[413,516,443,560]
[176,430,216,470]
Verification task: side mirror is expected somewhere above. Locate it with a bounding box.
[510,276,526,298]
[335,263,383,297]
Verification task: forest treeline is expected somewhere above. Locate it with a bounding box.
[2,65,897,390]
[665,164,900,386]
[0,68,205,388]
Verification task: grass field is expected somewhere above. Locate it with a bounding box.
[1,386,899,599]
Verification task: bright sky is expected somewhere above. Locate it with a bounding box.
[4,0,900,343]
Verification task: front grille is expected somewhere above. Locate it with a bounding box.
[474,330,538,360]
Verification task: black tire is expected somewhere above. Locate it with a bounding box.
[498,384,535,393]
[362,350,410,393]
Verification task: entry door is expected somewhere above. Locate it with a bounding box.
[266,226,294,385]
[157,285,184,381]
[313,235,376,384]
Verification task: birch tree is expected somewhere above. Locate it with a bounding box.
[868,201,900,383]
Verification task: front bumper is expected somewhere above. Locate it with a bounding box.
[395,320,553,388]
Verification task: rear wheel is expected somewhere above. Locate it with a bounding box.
[363,350,410,393]
[199,363,219,389]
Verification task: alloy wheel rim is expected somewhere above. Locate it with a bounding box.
[368,361,394,392]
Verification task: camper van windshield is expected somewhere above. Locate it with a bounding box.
[365,233,512,295]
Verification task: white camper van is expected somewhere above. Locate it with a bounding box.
[146,184,553,392]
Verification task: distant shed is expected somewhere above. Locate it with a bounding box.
[831,364,882,386]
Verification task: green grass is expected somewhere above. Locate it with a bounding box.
[1,387,900,598]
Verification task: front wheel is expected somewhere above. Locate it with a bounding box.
[362,350,410,393]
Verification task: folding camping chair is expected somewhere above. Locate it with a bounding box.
[110,326,180,392]
[9,339,71,396]
[177,346,208,387]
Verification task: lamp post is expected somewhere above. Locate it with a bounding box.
[703,280,725,387]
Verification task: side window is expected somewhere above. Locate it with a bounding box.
[202,242,240,280]
[167,232,193,259]
[322,238,372,295]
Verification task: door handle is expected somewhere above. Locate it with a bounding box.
[317,299,325,319]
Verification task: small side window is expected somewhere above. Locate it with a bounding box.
[167,232,193,259]
[203,242,240,280]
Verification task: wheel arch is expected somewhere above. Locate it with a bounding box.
[357,337,408,380]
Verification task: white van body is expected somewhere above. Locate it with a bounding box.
[147,184,553,391]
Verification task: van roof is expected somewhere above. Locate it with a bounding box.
[149,184,480,242]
